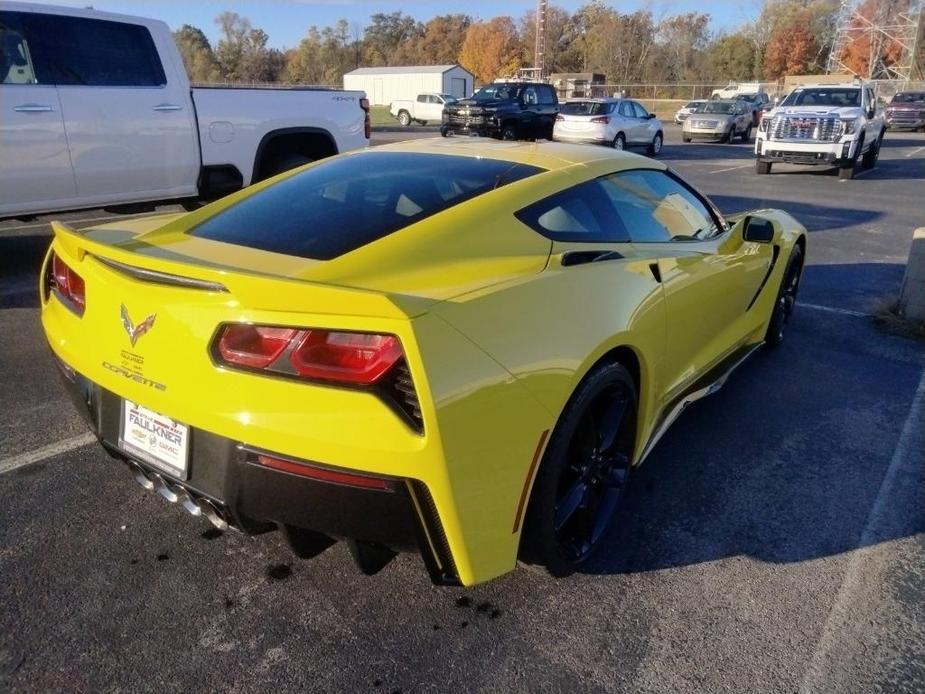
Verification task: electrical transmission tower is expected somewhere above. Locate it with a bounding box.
[826,0,924,81]
[534,0,548,79]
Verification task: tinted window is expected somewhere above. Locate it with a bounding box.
[522,86,538,105]
[561,101,614,115]
[11,12,165,86]
[0,13,37,84]
[515,180,630,243]
[601,170,720,242]
[893,92,925,103]
[417,94,427,103]
[471,84,516,102]
[538,85,557,105]
[191,153,544,260]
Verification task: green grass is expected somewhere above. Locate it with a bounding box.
[369,105,395,127]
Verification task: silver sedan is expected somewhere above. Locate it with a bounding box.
[682,100,753,143]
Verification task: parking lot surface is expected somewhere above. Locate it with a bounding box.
[2,126,924,692]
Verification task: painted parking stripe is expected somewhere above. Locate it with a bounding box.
[798,302,871,318]
[904,145,925,158]
[0,432,96,475]
[709,162,754,174]
[800,365,925,692]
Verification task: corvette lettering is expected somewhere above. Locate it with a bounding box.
[102,361,166,391]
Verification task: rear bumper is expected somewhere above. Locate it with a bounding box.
[54,356,459,584]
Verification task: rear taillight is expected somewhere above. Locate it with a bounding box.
[212,324,422,430]
[590,116,610,124]
[256,454,389,490]
[360,97,371,139]
[47,251,86,316]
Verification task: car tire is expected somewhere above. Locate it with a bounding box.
[501,123,519,141]
[520,361,637,577]
[646,132,663,156]
[862,131,883,169]
[682,135,692,143]
[613,133,626,150]
[765,245,803,347]
[397,111,412,127]
[838,163,856,180]
[440,125,450,138]
[741,123,752,143]
[724,126,736,143]
[756,160,772,175]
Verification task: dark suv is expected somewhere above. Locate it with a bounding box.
[441,82,559,140]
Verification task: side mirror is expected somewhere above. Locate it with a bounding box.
[743,216,774,243]
[646,113,656,119]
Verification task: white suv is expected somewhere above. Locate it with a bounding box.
[754,82,885,180]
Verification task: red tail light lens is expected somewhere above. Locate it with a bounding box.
[256,454,389,490]
[360,97,371,139]
[290,330,402,385]
[49,251,86,316]
[217,325,298,369]
[590,116,610,124]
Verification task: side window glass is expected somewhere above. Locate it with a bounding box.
[0,12,37,83]
[20,13,166,86]
[632,102,649,118]
[538,86,556,105]
[417,94,427,103]
[601,170,719,242]
[522,87,538,106]
[618,102,634,118]
[515,180,629,243]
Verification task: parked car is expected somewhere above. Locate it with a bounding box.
[441,81,558,140]
[389,93,457,126]
[553,98,663,155]
[42,140,807,585]
[738,92,771,125]
[682,99,753,143]
[885,91,925,131]
[674,99,706,124]
[711,81,764,100]
[0,2,369,220]
[755,81,886,180]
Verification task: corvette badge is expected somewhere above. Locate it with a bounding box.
[121,304,156,347]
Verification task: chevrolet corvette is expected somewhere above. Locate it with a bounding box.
[41,139,806,586]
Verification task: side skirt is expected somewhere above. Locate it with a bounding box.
[637,342,764,465]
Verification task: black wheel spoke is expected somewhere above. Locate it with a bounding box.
[602,462,628,488]
[590,488,621,544]
[598,397,627,452]
[576,413,597,459]
[554,479,588,532]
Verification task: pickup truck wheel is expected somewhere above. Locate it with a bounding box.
[756,160,772,175]
[501,123,519,141]
[612,133,626,150]
[440,125,450,138]
[397,111,411,127]
[265,153,313,178]
[838,164,855,180]
[862,132,883,169]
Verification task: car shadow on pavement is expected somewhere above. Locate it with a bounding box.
[582,292,924,576]
[711,195,882,233]
[0,232,49,310]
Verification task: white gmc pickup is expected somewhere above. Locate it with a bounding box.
[0,2,370,219]
[755,81,885,180]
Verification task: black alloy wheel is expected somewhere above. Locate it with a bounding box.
[501,123,519,141]
[766,245,803,347]
[521,361,637,576]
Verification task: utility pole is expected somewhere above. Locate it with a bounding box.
[534,0,548,79]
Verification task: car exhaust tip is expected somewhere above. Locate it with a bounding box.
[199,499,228,531]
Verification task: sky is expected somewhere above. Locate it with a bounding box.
[42,0,760,50]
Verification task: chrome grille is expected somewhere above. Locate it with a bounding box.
[691,119,719,128]
[770,115,842,142]
[888,110,924,124]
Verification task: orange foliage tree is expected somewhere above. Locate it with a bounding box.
[458,17,522,84]
[838,0,911,77]
[763,12,818,79]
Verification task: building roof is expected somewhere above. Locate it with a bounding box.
[344,65,469,76]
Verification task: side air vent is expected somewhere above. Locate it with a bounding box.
[94,256,229,292]
[382,360,424,433]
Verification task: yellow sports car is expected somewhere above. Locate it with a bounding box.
[41,140,806,586]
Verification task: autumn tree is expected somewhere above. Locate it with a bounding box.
[764,11,818,78]
[173,24,221,83]
[837,0,915,77]
[214,12,284,82]
[459,17,523,83]
[363,12,423,66]
[706,33,757,81]
[571,3,657,83]
[394,14,471,65]
[286,20,355,86]
[519,4,581,73]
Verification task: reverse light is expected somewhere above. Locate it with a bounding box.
[590,116,610,124]
[48,251,86,316]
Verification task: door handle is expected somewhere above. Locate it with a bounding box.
[153,103,183,112]
[13,103,54,113]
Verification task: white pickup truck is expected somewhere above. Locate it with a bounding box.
[389,93,457,126]
[755,81,885,180]
[0,2,369,220]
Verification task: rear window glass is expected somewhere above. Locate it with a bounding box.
[892,92,925,103]
[190,153,544,260]
[561,101,614,115]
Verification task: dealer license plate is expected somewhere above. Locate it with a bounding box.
[119,400,189,479]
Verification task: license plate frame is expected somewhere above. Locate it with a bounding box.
[119,400,190,480]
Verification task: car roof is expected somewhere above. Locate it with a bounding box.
[357,138,666,175]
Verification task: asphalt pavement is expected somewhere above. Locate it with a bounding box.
[1,125,923,693]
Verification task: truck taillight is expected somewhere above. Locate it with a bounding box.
[47,251,86,316]
[360,97,371,139]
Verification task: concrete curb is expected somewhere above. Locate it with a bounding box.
[899,227,925,321]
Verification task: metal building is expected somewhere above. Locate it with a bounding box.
[343,65,475,106]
